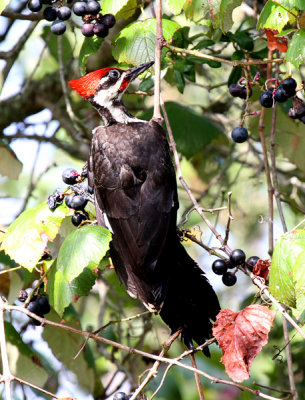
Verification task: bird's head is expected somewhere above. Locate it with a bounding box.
[68,61,154,109]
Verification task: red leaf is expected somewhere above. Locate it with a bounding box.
[265,29,288,53]
[213,305,276,382]
[253,259,270,280]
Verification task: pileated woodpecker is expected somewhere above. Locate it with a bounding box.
[69,62,220,355]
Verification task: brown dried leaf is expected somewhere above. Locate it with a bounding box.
[265,29,288,52]
[213,305,276,382]
[253,259,270,280]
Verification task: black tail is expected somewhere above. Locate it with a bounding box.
[160,241,220,357]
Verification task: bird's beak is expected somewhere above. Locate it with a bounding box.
[125,61,154,81]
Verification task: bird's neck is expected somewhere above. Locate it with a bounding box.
[89,98,140,126]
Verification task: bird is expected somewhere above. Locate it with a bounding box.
[68,61,220,356]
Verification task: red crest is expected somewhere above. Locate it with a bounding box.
[68,68,114,98]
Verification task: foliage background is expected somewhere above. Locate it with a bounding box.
[0,0,305,399]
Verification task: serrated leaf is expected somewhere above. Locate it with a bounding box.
[113,19,181,66]
[0,203,71,271]
[57,225,111,281]
[0,141,22,180]
[257,1,297,33]
[285,29,305,68]
[140,102,225,159]
[102,0,138,19]
[270,230,305,310]
[220,0,243,32]
[202,0,221,27]
[168,0,185,15]
[48,265,97,316]
[0,0,10,13]
[79,36,103,74]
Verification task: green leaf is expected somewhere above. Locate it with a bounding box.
[1,203,71,271]
[42,310,95,391]
[275,0,305,10]
[285,29,305,68]
[0,0,10,13]
[220,0,243,32]
[257,0,297,33]
[102,0,138,19]
[57,225,111,281]
[79,36,104,74]
[168,0,185,15]
[113,19,181,66]
[0,141,22,180]
[174,70,185,93]
[139,77,154,92]
[48,264,98,316]
[140,102,225,158]
[193,39,215,50]
[41,26,73,63]
[270,229,305,322]
[184,0,205,22]
[228,66,242,86]
[232,31,254,51]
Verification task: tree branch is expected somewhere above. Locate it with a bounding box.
[153,0,163,121]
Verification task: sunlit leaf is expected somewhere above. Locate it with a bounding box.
[0,141,22,180]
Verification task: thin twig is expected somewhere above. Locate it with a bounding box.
[166,44,284,67]
[57,35,88,139]
[224,192,233,245]
[282,317,298,399]
[190,353,205,400]
[258,107,274,256]
[0,298,12,399]
[153,0,163,121]
[129,330,181,400]
[10,376,59,399]
[160,97,231,256]
[0,302,290,400]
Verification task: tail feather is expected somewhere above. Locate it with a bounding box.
[160,242,220,357]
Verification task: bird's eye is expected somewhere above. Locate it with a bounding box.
[109,70,121,79]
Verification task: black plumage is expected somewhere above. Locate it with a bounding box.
[88,119,220,355]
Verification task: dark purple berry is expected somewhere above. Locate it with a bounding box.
[222,272,237,286]
[62,168,80,185]
[18,288,36,302]
[37,295,51,314]
[229,84,251,100]
[43,6,57,21]
[81,23,94,37]
[212,259,227,275]
[80,179,93,194]
[66,194,87,211]
[282,77,297,97]
[113,393,128,400]
[57,6,71,20]
[246,256,260,271]
[274,86,289,103]
[48,188,64,209]
[231,127,249,143]
[259,89,273,108]
[27,299,43,315]
[72,212,87,226]
[41,0,55,4]
[86,0,100,14]
[101,14,116,28]
[28,0,42,12]
[230,249,246,266]
[73,1,88,16]
[93,23,108,38]
[51,20,66,35]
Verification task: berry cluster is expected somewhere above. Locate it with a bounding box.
[47,166,93,227]
[18,288,51,326]
[27,0,116,37]
[229,81,252,144]
[260,77,297,107]
[211,249,259,287]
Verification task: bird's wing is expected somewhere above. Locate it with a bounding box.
[89,121,177,305]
